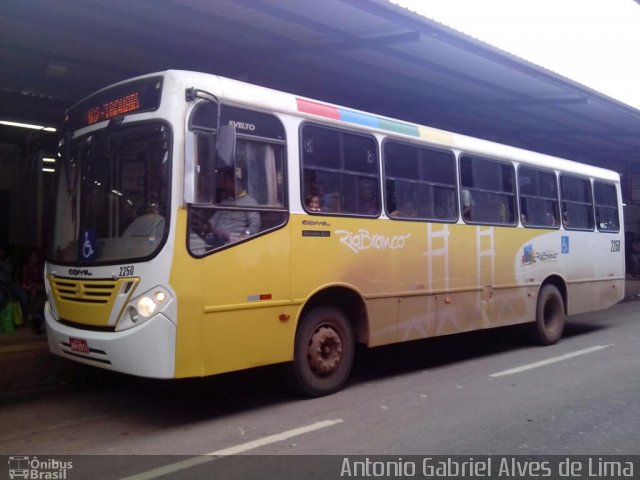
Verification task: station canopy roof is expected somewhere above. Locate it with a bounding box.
[2,0,639,172]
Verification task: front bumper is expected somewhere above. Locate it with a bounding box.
[45,305,176,378]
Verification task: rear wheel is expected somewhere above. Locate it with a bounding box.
[532,284,565,345]
[289,306,355,397]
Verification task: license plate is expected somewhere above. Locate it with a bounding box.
[69,338,90,354]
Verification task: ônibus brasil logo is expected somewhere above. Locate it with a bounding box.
[8,456,73,479]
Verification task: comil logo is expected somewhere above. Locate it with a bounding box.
[8,456,73,479]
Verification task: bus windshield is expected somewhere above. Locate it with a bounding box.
[49,122,171,264]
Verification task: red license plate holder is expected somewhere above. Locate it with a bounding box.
[69,338,90,354]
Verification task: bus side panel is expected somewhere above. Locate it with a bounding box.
[478,227,543,328]
[366,298,401,346]
[396,295,437,342]
[202,307,297,375]
[290,217,554,346]
[199,224,294,375]
[172,209,295,377]
[171,208,205,377]
[291,215,431,347]
[562,231,625,315]
[567,280,625,315]
[513,229,624,316]
[478,286,538,329]
[431,225,541,337]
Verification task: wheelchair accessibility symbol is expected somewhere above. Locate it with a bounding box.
[81,230,96,260]
[561,236,570,254]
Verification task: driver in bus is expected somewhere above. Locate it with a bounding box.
[123,202,165,242]
[208,167,261,244]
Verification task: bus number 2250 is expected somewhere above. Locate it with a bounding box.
[119,265,135,276]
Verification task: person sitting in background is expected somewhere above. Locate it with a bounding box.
[22,250,45,315]
[0,245,29,323]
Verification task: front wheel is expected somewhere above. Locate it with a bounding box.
[532,284,565,345]
[288,306,355,397]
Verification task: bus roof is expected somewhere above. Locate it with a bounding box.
[137,70,622,182]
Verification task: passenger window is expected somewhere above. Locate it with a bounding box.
[302,124,380,216]
[518,167,559,228]
[594,181,619,232]
[560,175,594,230]
[384,141,457,221]
[187,105,287,256]
[460,155,516,225]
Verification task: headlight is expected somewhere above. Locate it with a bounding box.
[137,296,157,317]
[117,287,172,331]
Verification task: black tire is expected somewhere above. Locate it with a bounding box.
[288,306,355,397]
[532,284,565,345]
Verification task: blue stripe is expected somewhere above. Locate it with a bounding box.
[339,109,379,128]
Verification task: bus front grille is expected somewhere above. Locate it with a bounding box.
[50,278,117,304]
[48,275,140,327]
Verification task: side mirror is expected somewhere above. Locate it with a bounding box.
[216,124,236,166]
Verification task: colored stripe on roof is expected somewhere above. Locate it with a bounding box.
[296,98,340,119]
[297,98,419,137]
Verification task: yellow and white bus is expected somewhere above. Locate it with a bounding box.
[45,70,624,396]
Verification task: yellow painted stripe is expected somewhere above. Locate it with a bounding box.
[418,126,455,145]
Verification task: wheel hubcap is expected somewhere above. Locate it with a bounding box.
[307,326,343,375]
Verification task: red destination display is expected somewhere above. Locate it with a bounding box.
[64,76,163,130]
[86,92,141,125]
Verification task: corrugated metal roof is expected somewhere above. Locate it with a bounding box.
[0,0,638,172]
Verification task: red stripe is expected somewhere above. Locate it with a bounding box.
[259,294,272,301]
[296,98,340,119]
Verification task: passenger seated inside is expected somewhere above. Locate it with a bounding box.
[208,167,261,244]
[391,201,417,218]
[461,189,474,220]
[545,211,557,227]
[323,192,343,213]
[123,203,165,241]
[306,194,322,212]
[358,180,379,214]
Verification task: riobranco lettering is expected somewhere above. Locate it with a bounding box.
[336,229,411,254]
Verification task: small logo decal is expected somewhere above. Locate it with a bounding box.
[522,243,559,265]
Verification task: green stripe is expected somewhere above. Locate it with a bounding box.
[379,119,420,136]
